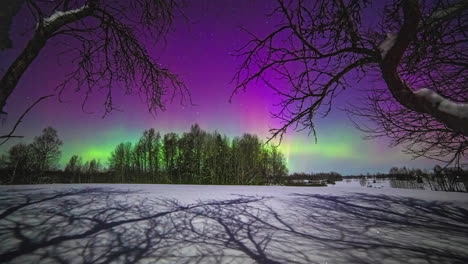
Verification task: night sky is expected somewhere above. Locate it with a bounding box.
[0,0,439,175]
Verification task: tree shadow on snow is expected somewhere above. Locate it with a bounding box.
[0,188,467,264]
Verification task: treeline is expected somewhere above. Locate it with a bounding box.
[107,124,288,184]
[349,166,468,192]
[0,127,111,184]
[0,127,64,184]
[0,124,288,185]
[388,166,467,192]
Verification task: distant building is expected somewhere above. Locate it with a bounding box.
[289,179,326,186]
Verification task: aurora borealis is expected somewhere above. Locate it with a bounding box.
[0,0,440,175]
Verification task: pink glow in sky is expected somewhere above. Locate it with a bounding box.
[0,0,439,174]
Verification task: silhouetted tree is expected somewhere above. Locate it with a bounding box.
[109,142,132,182]
[107,124,288,185]
[189,124,206,184]
[163,132,179,183]
[65,155,82,183]
[270,146,288,184]
[0,154,7,169]
[6,143,32,183]
[87,159,100,173]
[234,0,468,166]
[138,129,163,183]
[430,165,465,192]
[30,127,62,171]
[0,0,187,140]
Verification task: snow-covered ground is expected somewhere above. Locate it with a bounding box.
[1,184,467,263]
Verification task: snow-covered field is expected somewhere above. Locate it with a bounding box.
[1,184,467,263]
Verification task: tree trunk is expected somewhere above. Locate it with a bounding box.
[380,0,468,137]
[0,4,95,113]
[0,31,48,113]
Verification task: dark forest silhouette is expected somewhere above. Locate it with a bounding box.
[0,124,288,185]
[1,124,468,192]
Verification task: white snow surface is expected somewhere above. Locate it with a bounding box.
[43,5,87,25]
[0,184,467,263]
[379,33,398,59]
[414,88,468,119]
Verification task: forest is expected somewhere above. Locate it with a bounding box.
[0,124,288,185]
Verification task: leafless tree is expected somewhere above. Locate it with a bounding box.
[0,0,188,135]
[30,126,63,171]
[233,0,468,166]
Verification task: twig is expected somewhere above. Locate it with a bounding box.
[0,94,55,145]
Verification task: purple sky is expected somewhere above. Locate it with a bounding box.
[0,0,439,174]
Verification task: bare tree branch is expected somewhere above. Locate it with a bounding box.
[0,94,55,146]
[0,0,188,119]
[379,0,468,136]
[234,0,468,165]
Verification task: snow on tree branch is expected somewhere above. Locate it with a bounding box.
[43,5,88,25]
[430,1,468,20]
[379,33,397,59]
[414,88,468,120]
